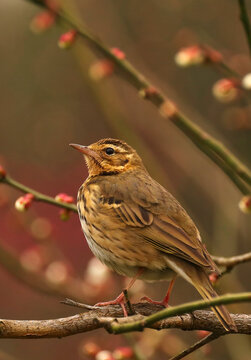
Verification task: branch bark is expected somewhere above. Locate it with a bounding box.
[0,303,250,339]
[238,0,251,56]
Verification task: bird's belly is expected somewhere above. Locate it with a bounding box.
[79,216,175,281]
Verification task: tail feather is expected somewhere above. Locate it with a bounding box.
[191,270,237,332]
[166,256,237,332]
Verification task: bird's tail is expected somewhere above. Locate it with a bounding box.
[166,257,237,332]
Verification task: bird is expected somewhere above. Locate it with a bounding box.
[70,138,236,332]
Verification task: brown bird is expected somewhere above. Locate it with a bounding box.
[70,138,236,332]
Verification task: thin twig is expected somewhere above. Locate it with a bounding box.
[22,0,251,192]
[168,333,220,360]
[213,252,251,274]
[238,0,251,56]
[1,175,77,212]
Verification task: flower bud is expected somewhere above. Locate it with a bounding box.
[159,99,177,119]
[113,347,134,360]
[197,330,210,339]
[15,193,34,212]
[55,193,74,203]
[175,45,222,67]
[238,195,251,214]
[89,60,114,81]
[174,45,205,67]
[96,351,114,360]
[0,165,6,180]
[139,87,158,99]
[242,73,251,90]
[212,79,240,103]
[59,209,70,221]
[58,30,77,49]
[209,272,219,284]
[111,47,126,60]
[30,11,56,34]
[80,342,101,358]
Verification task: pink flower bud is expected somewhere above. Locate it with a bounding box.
[209,272,219,284]
[96,351,114,360]
[139,87,158,99]
[111,47,126,60]
[59,209,70,221]
[113,347,134,360]
[0,165,6,180]
[175,45,222,67]
[15,193,34,212]
[30,11,56,34]
[212,79,240,103]
[89,60,114,81]
[238,195,251,214]
[55,193,74,203]
[58,30,77,49]
[175,45,205,67]
[159,99,177,119]
[80,342,101,358]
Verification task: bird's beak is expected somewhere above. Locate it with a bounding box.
[69,144,101,162]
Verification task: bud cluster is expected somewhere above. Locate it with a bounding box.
[174,45,222,67]
[15,193,34,212]
[55,193,74,221]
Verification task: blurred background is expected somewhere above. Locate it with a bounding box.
[0,0,250,359]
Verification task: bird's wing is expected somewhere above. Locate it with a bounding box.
[100,179,217,270]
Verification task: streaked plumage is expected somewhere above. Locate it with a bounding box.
[71,138,236,332]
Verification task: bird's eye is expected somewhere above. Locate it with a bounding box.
[105,147,115,155]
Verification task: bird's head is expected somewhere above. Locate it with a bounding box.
[70,138,145,177]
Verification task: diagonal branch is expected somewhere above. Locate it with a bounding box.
[1,175,77,212]
[238,0,251,56]
[168,332,220,360]
[22,0,251,192]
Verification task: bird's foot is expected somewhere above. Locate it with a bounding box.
[140,295,169,307]
[95,292,128,316]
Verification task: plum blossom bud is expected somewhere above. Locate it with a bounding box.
[89,60,114,81]
[212,79,240,103]
[209,272,219,284]
[175,45,222,67]
[159,99,177,119]
[59,209,70,221]
[80,342,101,358]
[58,30,77,49]
[113,347,134,360]
[30,11,56,33]
[45,261,69,284]
[238,195,251,214]
[55,193,74,203]
[242,73,251,90]
[139,87,158,99]
[111,47,126,60]
[0,165,6,180]
[96,351,114,360]
[175,45,205,67]
[15,193,34,212]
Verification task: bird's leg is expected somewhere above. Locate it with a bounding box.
[95,268,144,316]
[140,277,176,307]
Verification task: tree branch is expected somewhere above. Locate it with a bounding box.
[238,0,251,56]
[0,175,77,212]
[22,0,251,192]
[0,296,250,339]
[168,332,220,360]
[213,252,251,275]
